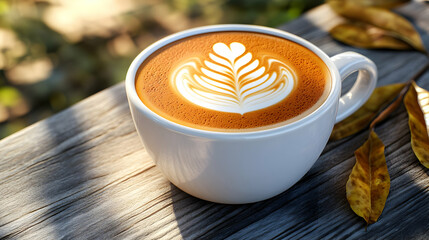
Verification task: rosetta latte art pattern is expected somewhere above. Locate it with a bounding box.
[171,42,297,114]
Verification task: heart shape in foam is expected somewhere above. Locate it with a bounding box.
[171,42,297,114]
[213,42,245,63]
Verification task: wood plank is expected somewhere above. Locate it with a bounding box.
[1,2,429,239]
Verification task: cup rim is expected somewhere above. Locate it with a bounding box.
[125,24,341,139]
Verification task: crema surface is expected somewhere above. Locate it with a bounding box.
[135,31,331,131]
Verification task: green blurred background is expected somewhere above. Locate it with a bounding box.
[0,0,323,139]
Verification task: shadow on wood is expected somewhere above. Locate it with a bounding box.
[24,100,124,238]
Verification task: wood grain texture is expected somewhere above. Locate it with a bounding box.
[1,3,429,240]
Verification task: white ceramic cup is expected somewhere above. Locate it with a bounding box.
[125,25,377,204]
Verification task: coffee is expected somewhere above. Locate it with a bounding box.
[135,31,331,131]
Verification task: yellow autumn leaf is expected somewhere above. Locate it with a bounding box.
[331,83,406,140]
[330,22,412,50]
[330,0,409,9]
[404,81,429,168]
[346,130,390,224]
[328,0,426,52]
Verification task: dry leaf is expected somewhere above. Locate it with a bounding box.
[331,83,406,140]
[404,81,429,168]
[330,23,412,50]
[328,0,426,52]
[347,130,390,224]
[329,0,409,9]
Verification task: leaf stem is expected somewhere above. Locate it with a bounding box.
[369,62,429,129]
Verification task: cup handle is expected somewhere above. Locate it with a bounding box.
[330,52,377,123]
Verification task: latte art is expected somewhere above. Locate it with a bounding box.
[172,42,297,114]
[136,31,330,131]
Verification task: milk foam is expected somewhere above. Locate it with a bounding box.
[171,42,297,114]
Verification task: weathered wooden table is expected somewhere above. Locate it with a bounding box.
[1,3,429,239]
